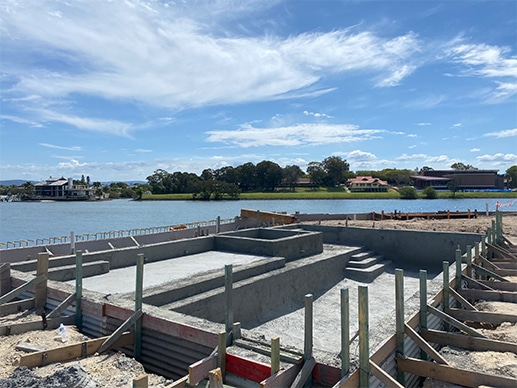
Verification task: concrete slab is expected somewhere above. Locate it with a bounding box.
[67,251,272,294]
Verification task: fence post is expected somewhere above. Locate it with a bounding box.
[455,247,462,293]
[341,287,350,377]
[443,261,450,331]
[358,286,369,388]
[225,264,233,346]
[75,251,83,331]
[271,336,280,375]
[135,253,144,361]
[216,216,221,233]
[304,294,313,361]
[34,252,49,313]
[395,269,405,385]
[419,270,427,361]
[466,245,472,278]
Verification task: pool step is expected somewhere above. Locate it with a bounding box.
[345,250,388,282]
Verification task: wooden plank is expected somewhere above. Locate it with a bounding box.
[104,303,218,348]
[478,280,517,292]
[478,255,500,271]
[19,332,134,368]
[370,360,404,388]
[0,274,45,305]
[0,263,10,297]
[260,362,302,388]
[446,307,517,324]
[463,275,494,290]
[132,374,148,388]
[397,356,517,387]
[98,309,142,354]
[333,369,359,388]
[233,338,303,364]
[168,375,188,388]
[404,324,448,365]
[448,288,476,310]
[472,263,509,282]
[290,356,315,388]
[427,305,485,338]
[46,293,76,319]
[188,354,217,386]
[0,314,74,336]
[34,253,49,311]
[459,288,517,303]
[226,353,270,383]
[420,329,517,353]
[0,298,35,316]
[16,342,49,352]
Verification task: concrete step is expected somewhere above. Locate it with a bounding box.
[48,260,110,281]
[347,256,379,269]
[349,251,373,261]
[345,262,387,283]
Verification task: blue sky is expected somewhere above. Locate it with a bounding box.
[1,0,516,182]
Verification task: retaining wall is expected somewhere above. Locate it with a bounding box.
[165,247,360,326]
[214,228,323,261]
[298,224,482,271]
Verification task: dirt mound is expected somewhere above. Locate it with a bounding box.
[0,365,96,388]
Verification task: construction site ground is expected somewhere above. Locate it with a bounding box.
[0,214,516,387]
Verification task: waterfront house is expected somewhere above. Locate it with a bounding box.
[34,177,95,200]
[347,176,389,192]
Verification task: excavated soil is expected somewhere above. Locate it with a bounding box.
[0,312,172,387]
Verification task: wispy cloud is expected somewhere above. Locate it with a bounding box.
[2,1,420,116]
[484,128,517,138]
[40,143,82,151]
[206,123,384,147]
[445,42,517,102]
[417,122,431,126]
[476,153,517,165]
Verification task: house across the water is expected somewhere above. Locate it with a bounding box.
[411,170,505,191]
[34,177,95,200]
[347,176,389,192]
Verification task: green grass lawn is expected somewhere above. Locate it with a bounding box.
[141,188,517,201]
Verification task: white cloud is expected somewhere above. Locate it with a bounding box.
[40,143,82,151]
[445,42,517,102]
[451,123,462,128]
[1,114,43,128]
[470,148,480,152]
[417,122,431,126]
[484,128,517,138]
[2,1,421,118]
[303,110,334,119]
[38,109,133,137]
[206,123,384,147]
[476,153,517,165]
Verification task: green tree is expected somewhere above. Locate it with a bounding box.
[307,161,326,187]
[236,162,257,191]
[399,186,418,199]
[21,181,35,199]
[451,162,477,170]
[256,160,283,191]
[322,156,349,186]
[282,165,304,191]
[422,186,437,199]
[447,178,459,197]
[506,165,517,189]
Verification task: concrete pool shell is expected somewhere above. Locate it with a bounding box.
[70,222,483,365]
[2,213,490,385]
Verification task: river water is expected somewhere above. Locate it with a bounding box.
[0,197,514,244]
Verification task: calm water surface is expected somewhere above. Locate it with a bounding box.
[0,198,512,243]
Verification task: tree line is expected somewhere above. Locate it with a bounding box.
[2,159,516,201]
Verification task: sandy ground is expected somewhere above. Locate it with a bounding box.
[0,311,171,387]
[309,212,517,239]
